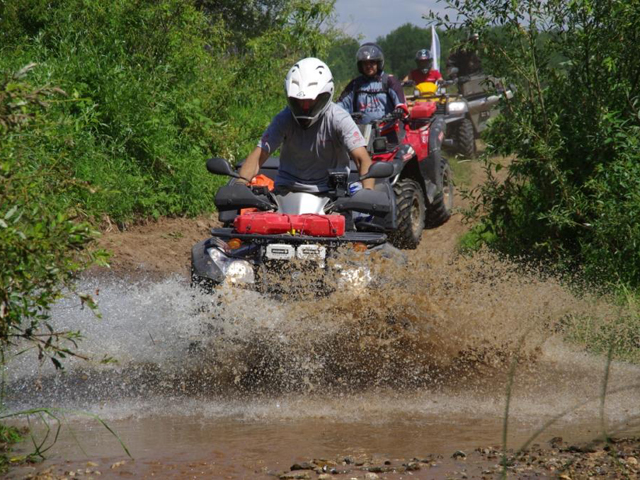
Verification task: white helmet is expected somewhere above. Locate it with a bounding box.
[285,57,334,129]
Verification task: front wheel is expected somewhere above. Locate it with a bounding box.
[456,117,476,158]
[426,153,454,228]
[389,178,425,249]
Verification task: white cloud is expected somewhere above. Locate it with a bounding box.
[333,0,449,42]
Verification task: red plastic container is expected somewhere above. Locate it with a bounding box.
[233,213,345,237]
[410,101,437,120]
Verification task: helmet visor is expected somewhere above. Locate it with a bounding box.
[357,44,383,62]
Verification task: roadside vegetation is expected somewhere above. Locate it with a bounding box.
[436,0,640,287]
[433,0,640,362]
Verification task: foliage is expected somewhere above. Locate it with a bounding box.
[326,34,360,84]
[194,0,291,52]
[0,423,22,474]
[0,65,106,369]
[0,0,335,223]
[433,0,640,286]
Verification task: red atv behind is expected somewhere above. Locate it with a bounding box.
[353,102,454,249]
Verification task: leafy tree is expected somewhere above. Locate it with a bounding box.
[0,64,106,369]
[434,0,640,285]
[326,34,360,84]
[195,0,291,51]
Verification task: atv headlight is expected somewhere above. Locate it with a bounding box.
[448,101,466,113]
[207,247,255,284]
[337,266,372,290]
[225,260,255,284]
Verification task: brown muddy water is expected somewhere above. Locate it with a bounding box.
[5,249,640,478]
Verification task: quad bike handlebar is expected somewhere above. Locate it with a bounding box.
[350,110,405,128]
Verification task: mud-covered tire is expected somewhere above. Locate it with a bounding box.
[389,178,425,250]
[426,153,454,229]
[456,117,476,158]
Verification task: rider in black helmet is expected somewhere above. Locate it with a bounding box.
[404,49,443,84]
[337,43,408,126]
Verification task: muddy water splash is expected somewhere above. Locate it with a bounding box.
[5,248,639,429]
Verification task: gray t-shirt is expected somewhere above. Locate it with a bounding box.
[258,103,366,192]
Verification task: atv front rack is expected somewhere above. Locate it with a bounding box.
[210,228,387,247]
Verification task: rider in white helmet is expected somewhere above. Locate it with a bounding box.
[238,57,375,192]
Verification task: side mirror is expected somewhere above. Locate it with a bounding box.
[360,161,394,180]
[206,157,240,178]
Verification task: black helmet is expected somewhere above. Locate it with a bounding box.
[356,43,384,75]
[415,49,433,74]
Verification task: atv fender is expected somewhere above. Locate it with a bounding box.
[191,238,225,285]
[418,116,446,204]
[346,181,398,232]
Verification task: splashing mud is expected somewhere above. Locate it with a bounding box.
[6,235,640,479]
[5,247,639,426]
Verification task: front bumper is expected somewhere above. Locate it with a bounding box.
[191,228,388,289]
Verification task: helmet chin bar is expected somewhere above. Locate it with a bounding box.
[287,92,331,129]
[296,117,312,129]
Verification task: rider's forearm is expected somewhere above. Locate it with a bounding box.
[351,147,375,190]
[237,146,268,185]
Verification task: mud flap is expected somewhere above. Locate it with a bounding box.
[353,181,397,232]
[419,116,446,204]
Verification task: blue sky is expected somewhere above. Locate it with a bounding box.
[332,0,448,42]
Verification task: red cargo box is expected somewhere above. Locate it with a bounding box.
[410,101,437,120]
[233,213,345,237]
[293,214,345,237]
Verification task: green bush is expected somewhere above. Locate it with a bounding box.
[0,0,335,223]
[0,66,106,367]
[435,0,640,287]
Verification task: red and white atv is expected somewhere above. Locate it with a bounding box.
[352,103,454,248]
[191,158,400,291]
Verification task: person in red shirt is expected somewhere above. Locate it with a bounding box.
[405,49,442,84]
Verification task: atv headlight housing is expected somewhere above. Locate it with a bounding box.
[207,247,255,284]
[447,101,467,114]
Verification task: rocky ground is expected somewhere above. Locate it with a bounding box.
[20,436,640,479]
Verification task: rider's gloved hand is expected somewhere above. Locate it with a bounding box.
[394,104,410,120]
